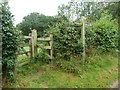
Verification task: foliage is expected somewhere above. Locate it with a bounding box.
[86,11,118,51]
[57,1,118,55]
[104,2,119,20]
[58,0,109,22]
[1,1,19,82]
[10,52,118,88]
[33,47,51,63]
[16,12,59,36]
[55,52,118,76]
[46,20,83,60]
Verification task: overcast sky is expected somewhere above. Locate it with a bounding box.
[9,0,70,25]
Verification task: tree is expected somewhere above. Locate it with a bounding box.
[58,0,109,22]
[104,2,119,20]
[1,1,18,84]
[17,12,58,36]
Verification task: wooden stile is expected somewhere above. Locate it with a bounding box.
[50,35,53,60]
[24,36,33,39]
[19,45,29,47]
[37,34,53,60]
[17,30,53,67]
[32,30,38,57]
[15,51,30,55]
[37,37,51,41]
[29,33,32,61]
[16,33,33,66]
[19,60,30,67]
[37,45,51,49]
[18,57,30,62]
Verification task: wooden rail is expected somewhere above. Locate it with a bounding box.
[16,51,30,55]
[24,36,33,39]
[37,34,53,60]
[17,30,53,67]
[19,60,30,67]
[18,57,29,62]
[20,36,33,39]
[16,33,33,66]
[19,45,29,47]
[37,37,50,41]
[37,45,51,49]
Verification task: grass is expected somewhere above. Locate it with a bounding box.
[31,65,118,88]
[11,51,119,88]
[55,52,118,76]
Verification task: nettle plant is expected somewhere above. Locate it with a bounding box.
[47,20,83,60]
[1,1,19,81]
[87,11,118,52]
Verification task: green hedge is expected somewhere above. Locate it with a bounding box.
[86,11,118,52]
[47,20,83,60]
[1,1,19,82]
[46,11,118,60]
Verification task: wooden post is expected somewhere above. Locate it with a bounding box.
[50,35,53,60]
[81,16,86,64]
[29,33,32,61]
[32,30,38,57]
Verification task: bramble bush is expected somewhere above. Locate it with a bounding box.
[1,1,19,83]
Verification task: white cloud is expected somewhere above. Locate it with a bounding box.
[9,0,70,25]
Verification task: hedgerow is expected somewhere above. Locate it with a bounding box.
[1,1,19,83]
[47,20,83,60]
[86,11,118,52]
[46,11,118,61]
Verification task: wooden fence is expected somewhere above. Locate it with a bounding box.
[16,30,53,66]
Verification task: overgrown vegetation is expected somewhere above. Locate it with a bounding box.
[86,11,118,52]
[10,52,118,88]
[2,0,119,88]
[46,20,83,59]
[44,11,118,60]
[15,1,118,61]
[1,1,19,84]
[55,51,118,75]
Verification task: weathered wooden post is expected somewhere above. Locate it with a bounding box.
[81,16,86,64]
[32,29,38,57]
[50,35,53,60]
[29,33,32,61]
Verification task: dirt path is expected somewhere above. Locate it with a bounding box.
[110,79,120,88]
[108,65,119,89]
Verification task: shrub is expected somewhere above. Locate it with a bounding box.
[86,11,118,52]
[47,20,83,60]
[1,1,19,83]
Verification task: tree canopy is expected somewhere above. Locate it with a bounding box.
[58,0,118,22]
[17,12,59,36]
